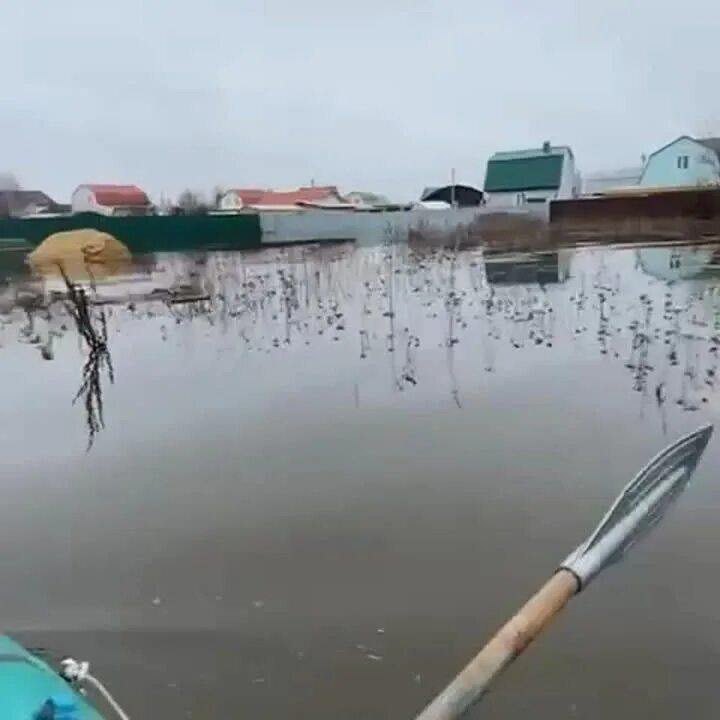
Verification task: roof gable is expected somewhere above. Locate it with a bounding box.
[228,189,266,205]
[420,184,484,206]
[80,184,150,207]
[644,135,704,162]
[484,154,564,193]
[228,186,342,207]
[0,190,57,216]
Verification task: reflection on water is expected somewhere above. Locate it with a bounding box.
[636,244,720,282]
[2,242,720,447]
[484,249,571,285]
[60,267,114,450]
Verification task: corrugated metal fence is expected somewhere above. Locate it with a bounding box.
[550,188,720,225]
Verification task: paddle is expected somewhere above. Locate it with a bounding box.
[414,423,714,720]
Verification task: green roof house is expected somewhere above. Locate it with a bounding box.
[483,142,578,208]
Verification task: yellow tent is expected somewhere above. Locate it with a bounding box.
[28,229,132,281]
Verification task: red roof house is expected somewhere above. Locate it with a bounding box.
[230,189,267,206]
[219,186,345,211]
[72,184,152,216]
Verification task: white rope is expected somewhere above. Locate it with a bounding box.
[60,658,131,720]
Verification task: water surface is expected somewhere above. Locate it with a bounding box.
[1,240,720,718]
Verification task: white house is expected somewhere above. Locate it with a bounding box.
[483,142,578,208]
[217,188,265,211]
[72,184,152,216]
[0,190,64,218]
[581,166,643,195]
[639,136,720,188]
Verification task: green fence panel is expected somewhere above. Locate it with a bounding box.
[0,213,263,254]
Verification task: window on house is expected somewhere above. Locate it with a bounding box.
[677,155,689,169]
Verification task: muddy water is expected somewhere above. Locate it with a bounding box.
[1,241,720,718]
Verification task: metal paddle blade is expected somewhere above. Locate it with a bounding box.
[561,424,713,589]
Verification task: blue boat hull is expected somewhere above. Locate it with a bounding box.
[0,635,105,719]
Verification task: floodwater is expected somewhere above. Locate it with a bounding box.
[1,239,720,718]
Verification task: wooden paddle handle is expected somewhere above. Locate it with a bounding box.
[415,569,580,720]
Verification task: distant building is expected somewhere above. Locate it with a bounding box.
[72,184,152,216]
[639,136,720,188]
[217,188,266,210]
[0,190,64,218]
[219,186,346,211]
[420,184,484,207]
[483,142,578,207]
[345,191,390,207]
[582,166,643,196]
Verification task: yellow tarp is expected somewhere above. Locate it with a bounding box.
[28,229,132,280]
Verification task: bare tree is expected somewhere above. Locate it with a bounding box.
[177,189,200,209]
[176,189,209,214]
[0,172,21,191]
[0,173,21,218]
[212,186,225,208]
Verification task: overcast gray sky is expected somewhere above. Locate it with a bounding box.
[3,1,720,201]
